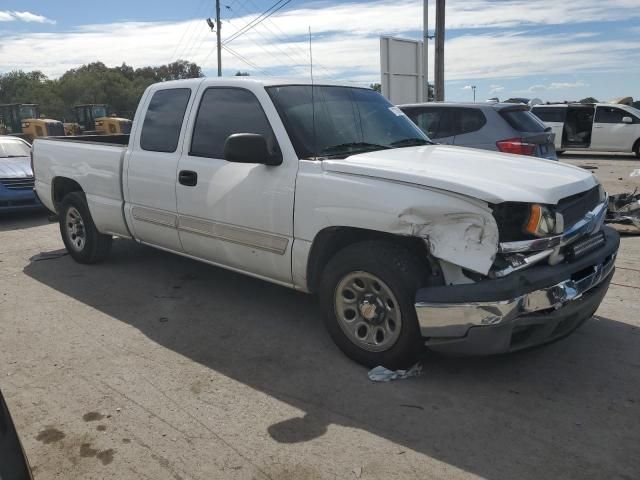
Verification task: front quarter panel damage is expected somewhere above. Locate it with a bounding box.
[399,209,499,276]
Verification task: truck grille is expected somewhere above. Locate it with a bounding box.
[0,177,35,190]
[557,186,601,228]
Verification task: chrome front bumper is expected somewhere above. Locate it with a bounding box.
[415,251,615,337]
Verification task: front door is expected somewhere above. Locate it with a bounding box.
[176,86,296,285]
[591,106,635,152]
[125,87,195,251]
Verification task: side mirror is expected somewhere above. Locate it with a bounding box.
[223,133,282,166]
[622,116,633,124]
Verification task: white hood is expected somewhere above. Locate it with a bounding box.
[322,145,597,204]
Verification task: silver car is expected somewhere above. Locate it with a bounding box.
[398,102,557,160]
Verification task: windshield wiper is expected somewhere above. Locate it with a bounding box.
[319,142,390,157]
[390,137,432,147]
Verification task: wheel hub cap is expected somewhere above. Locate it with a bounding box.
[334,271,402,352]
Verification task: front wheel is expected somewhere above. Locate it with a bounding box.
[318,241,426,369]
[59,192,112,264]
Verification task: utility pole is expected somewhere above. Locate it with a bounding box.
[434,0,445,101]
[216,0,222,77]
[472,85,476,102]
[422,0,429,102]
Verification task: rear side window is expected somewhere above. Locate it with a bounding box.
[404,107,455,139]
[595,106,631,124]
[455,108,486,135]
[531,107,566,123]
[190,88,279,159]
[500,108,546,132]
[140,88,191,153]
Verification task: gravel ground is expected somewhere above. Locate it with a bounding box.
[0,153,638,480]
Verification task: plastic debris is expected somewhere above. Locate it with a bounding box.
[606,189,640,231]
[368,362,422,382]
[630,169,640,177]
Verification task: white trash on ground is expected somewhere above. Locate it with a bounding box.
[630,169,640,177]
[368,363,422,382]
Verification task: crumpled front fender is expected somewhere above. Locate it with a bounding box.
[399,209,499,275]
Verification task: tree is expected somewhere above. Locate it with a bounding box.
[370,83,381,93]
[0,60,205,122]
[235,71,250,76]
[579,97,598,104]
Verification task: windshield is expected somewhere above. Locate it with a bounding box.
[19,105,38,119]
[0,139,31,158]
[92,106,108,118]
[266,85,431,159]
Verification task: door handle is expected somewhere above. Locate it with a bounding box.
[179,170,198,187]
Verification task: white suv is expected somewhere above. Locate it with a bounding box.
[531,103,640,156]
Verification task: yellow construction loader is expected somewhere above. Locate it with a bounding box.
[73,104,132,135]
[0,104,64,141]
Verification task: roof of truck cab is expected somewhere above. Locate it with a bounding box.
[397,101,528,110]
[150,77,369,89]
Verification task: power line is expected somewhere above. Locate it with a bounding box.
[232,0,335,78]
[222,45,272,76]
[223,0,292,45]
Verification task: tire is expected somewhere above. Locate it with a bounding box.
[59,192,112,264]
[634,141,640,158]
[318,241,427,369]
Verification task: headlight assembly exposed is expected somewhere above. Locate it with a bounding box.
[524,204,557,237]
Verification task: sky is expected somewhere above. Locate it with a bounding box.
[1,0,639,102]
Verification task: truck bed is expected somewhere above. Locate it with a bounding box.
[45,134,130,146]
[33,135,130,238]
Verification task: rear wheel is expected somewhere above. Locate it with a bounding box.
[634,141,640,158]
[59,192,112,264]
[318,241,426,369]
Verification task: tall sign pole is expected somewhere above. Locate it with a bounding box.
[216,0,222,76]
[423,0,429,102]
[434,0,445,101]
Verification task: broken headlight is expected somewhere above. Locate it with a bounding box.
[524,204,557,238]
[492,202,561,242]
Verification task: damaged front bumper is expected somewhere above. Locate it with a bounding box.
[415,225,619,355]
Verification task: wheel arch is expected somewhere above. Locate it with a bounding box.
[51,176,84,213]
[305,226,432,294]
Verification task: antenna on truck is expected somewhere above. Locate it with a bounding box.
[309,26,317,160]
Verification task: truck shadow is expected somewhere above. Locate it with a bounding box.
[0,210,49,231]
[23,239,640,480]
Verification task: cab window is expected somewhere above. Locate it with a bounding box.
[140,88,191,153]
[190,87,279,159]
[403,107,455,139]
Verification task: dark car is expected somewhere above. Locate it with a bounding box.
[0,136,42,213]
[0,390,33,480]
[398,102,557,160]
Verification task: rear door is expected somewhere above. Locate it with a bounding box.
[175,85,296,284]
[591,106,636,152]
[124,86,195,251]
[531,107,565,150]
[402,107,456,144]
[500,107,557,159]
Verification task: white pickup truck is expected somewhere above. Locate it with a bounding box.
[32,78,619,368]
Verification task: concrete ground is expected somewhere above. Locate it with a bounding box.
[1,153,639,480]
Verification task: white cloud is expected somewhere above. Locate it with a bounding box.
[0,10,55,24]
[528,84,547,93]
[0,0,639,84]
[526,81,589,93]
[548,81,588,89]
[462,85,473,90]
